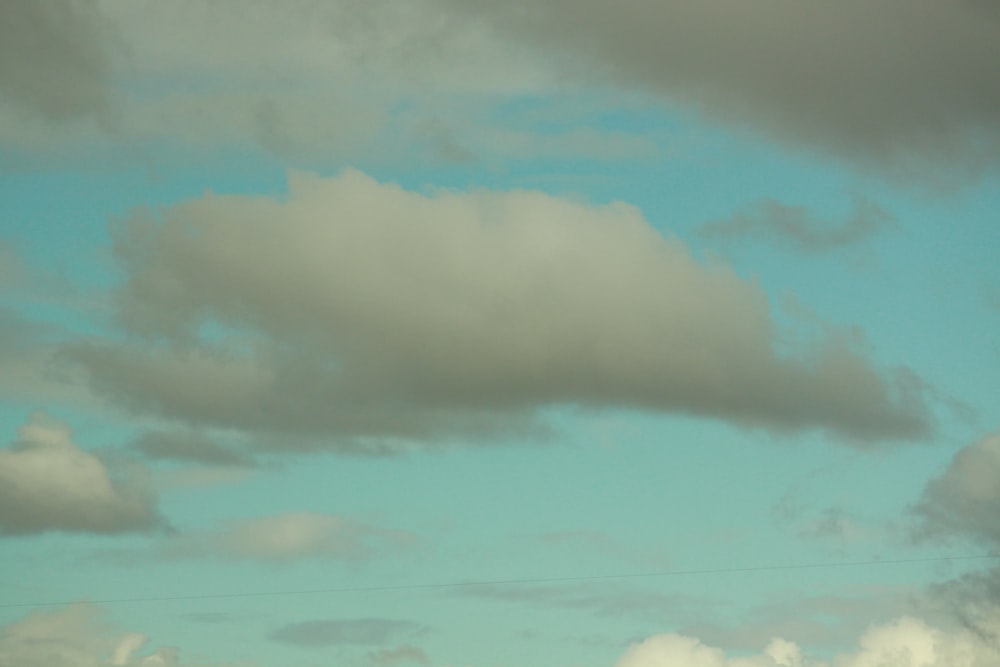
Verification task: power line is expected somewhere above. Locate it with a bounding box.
[7,553,997,609]
[3,552,998,610]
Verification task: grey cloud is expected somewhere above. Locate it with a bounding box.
[60,341,547,450]
[432,0,1000,171]
[269,618,425,648]
[0,0,557,162]
[130,430,258,468]
[61,170,931,450]
[0,0,115,122]
[927,567,1000,650]
[912,432,1000,546]
[0,413,164,536]
[698,197,896,252]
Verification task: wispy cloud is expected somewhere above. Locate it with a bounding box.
[268,618,426,648]
[153,512,416,563]
[698,197,896,253]
[130,429,258,468]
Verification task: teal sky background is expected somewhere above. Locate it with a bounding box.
[2,3,1000,667]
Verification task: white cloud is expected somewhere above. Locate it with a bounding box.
[615,615,1000,667]
[615,633,803,667]
[64,170,929,449]
[0,413,163,535]
[0,604,246,667]
[832,616,1000,667]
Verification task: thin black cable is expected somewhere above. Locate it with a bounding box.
[3,552,998,610]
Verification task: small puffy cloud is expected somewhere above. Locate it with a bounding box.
[912,432,1000,546]
[158,512,415,563]
[615,616,1000,667]
[0,413,163,536]
[698,198,896,253]
[63,170,929,450]
[0,604,229,667]
[269,618,425,648]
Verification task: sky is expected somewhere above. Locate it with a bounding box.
[1,1,999,666]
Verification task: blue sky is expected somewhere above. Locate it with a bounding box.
[1,2,1000,667]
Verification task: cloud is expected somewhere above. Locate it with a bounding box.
[100,0,550,96]
[926,567,1000,650]
[0,1,115,122]
[698,198,896,253]
[433,0,1000,172]
[0,0,559,162]
[912,432,1000,546]
[156,512,415,563]
[62,169,930,450]
[130,430,257,468]
[796,507,865,547]
[830,616,1000,667]
[615,633,802,667]
[6,1,999,176]
[680,587,914,656]
[0,413,163,536]
[0,603,247,667]
[268,618,425,648]
[367,645,431,667]
[0,306,92,404]
[615,615,1000,667]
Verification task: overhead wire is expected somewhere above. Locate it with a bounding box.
[2,552,998,610]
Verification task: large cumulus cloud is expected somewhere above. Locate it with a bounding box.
[61,170,929,452]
